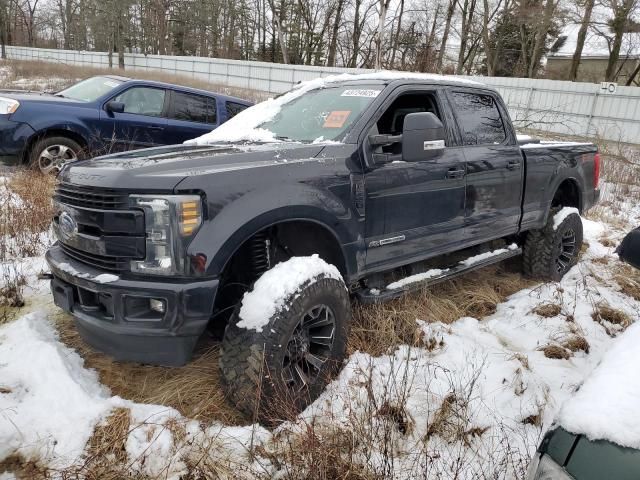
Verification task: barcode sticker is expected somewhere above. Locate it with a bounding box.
[341,89,381,98]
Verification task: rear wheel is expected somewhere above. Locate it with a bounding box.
[29,136,84,174]
[220,257,350,422]
[523,209,583,281]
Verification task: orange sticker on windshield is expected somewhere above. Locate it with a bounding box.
[323,110,351,128]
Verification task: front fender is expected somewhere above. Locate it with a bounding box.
[187,183,363,279]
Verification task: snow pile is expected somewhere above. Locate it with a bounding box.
[187,71,479,145]
[0,313,114,467]
[459,243,519,267]
[237,254,343,332]
[290,255,632,476]
[558,321,640,449]
[553,207,580,230]
[0,312,271,476]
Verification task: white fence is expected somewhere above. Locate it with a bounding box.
[5,45,640,144]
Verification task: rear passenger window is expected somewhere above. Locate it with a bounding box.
[450,92,506,145]
[170,92,216,124]
[226,101,248,119]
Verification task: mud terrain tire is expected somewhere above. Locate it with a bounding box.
[523,209,583,281]
[220,266,350,422]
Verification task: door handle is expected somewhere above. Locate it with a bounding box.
[507,160,521,170]
[446,167,465,179]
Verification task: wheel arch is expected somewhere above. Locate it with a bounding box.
[551,177,582,211]
[212,212,351,280]
[22,127,89,164]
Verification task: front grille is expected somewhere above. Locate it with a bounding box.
[54,183,129,209]
[60,243,131,272]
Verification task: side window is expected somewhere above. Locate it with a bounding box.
[170,92,216,124]
[113,87,166,117]
[226,101,248,120]
[450,92,506,145]
[373,92,443,153]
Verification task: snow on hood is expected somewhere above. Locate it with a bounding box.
[558,321,640,449]
[186,71,482,146]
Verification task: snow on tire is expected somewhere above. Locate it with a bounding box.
[523,207,583,281]
[219,255,350,422]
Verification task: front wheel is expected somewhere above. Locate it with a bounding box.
[29,136,84,174]
[523,208,583,281]
[220,256,350,422]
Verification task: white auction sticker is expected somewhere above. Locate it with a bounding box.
[341,89,381,98]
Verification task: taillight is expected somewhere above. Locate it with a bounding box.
[593,152,601,189]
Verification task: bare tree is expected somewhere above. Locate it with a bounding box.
[569,0,596,80]
[604,0,638,81]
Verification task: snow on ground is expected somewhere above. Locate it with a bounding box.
[1,166,639,477]
[558,321,640,449]
[0,311,272,476]
[1,212,636,478]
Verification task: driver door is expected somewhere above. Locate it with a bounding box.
[98,86,169,153]
[364,88,467,270]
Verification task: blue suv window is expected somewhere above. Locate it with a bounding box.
[113,87,166,117]
[226,101,248,119]
[170,91,216,124]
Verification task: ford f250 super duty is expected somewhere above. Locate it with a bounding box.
[45,73,600,419]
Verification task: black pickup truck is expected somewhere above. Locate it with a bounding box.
[46,74,600,418]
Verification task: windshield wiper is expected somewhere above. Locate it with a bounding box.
[54,93,66,98]
[275,135,296,142]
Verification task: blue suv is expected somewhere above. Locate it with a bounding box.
[0,75,252,173]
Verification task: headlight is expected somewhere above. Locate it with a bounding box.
[526,454,573,480]
[130,194,202,275]
[0,97,20,114]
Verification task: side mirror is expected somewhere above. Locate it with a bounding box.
[105,101,125,114]
[402,112,445,162]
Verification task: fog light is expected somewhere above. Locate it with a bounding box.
[149,298,166,313]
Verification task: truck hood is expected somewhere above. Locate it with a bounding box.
[58,143,329,190]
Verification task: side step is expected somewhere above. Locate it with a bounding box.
[356,246,523,304]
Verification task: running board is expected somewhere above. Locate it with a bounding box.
[356,246,523,304]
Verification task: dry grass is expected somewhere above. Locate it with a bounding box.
[263,427,381,480]
[532,303,562,318]
[592,303,631,333]
[350,265,535,356]
[615,265,640,301]
[54,311,243,424]
[0,170,55,316]
[562,335,590,354]
[0,171,55,259]
[0,455,48,480]
[67,407,137,480]
[539,344,572,360]
[1,59,267,103]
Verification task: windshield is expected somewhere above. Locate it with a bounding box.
[57,76,124,102]
[258,85,382,142]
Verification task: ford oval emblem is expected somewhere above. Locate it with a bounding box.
[59,211,78,240]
